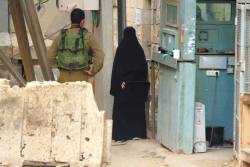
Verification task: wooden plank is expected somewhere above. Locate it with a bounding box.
[0,49,26,86]
[241,149,250,164]
[21,0,54,81]
[241,102,250,148]
[240,161,250,167]
[9,0,35,81]
[240,95,250,166]
[241,95,250,105]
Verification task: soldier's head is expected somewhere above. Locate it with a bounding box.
[71,8,85,27]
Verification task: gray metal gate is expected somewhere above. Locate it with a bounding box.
[235,1,250,157]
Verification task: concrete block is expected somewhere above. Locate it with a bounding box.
[102,120,113,166]
[135,9,151,25]
[152,9,161,25]
[80,85,105,166]
[127,21,137,28]
[22,86,54,161]
[151,0,161,10]
[52,119,81,162]
[0,33,12,60]
[126,0,136,8]
[136,24,151,42]
[151,24,160,44]
[0,81,111,166]
[126,8,152,25]
[151,43,160,55]
[156,10,161,25]
[126,7,136,23]
[0,86,24,162]
[136,0,151,9]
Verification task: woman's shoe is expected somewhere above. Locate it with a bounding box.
[112,140,128,146]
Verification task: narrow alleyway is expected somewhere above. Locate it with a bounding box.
[111,140,235,167]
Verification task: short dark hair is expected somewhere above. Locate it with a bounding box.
[71,8,85,24]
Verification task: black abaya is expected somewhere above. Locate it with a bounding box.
[110,27,149,141]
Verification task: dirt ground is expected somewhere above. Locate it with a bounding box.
[110,139,238,167]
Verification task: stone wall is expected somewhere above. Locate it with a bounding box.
[151,0,161,56]
[113,0,152,59]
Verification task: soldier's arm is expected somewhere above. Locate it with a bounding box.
[88,33,104,76]
[47,35,60,68]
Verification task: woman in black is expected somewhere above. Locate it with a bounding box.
[110,27,149,141]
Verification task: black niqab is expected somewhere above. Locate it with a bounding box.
[110,27,148,98]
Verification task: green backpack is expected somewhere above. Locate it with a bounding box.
[56,28,91,70]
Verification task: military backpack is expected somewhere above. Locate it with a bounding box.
[56,28,91,70]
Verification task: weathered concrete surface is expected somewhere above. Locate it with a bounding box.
[0,79,112,167]
[111,140,235,167]
[0,81,24,164]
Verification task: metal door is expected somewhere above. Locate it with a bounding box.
[155,0,196,154]
[234,2,250,157]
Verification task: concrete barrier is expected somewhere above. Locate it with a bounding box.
[0,80,112,167]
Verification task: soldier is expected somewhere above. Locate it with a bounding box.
[48,8,104,83]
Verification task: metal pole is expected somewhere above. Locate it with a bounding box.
[0,49,26,87]
[117,0,126,43]
[20,0,54,81]
[9,0,35,82]
[150,61,156,139]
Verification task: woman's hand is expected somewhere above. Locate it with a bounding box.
[121,81,126,89]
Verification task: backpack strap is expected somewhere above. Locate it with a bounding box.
[80,28,93,64]
[60,29,67,51]
[79,28,88,37]
[71,28,87,53]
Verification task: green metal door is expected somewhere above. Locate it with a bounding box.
[153,0,197,154]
